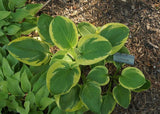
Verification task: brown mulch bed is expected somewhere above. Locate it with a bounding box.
[30,0,160,113]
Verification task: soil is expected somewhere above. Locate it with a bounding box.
[29,0,160,113]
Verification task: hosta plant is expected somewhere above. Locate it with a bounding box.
[0,46,55,114]
[0,0,43,45]
[7,15,151,114]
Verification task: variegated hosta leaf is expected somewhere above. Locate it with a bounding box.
[49,16,78,50]
[7,37,51,66]
[80,81,102,113]
[132,79,151,92]
[119,67,146,90]
[87,66,110,86]
[38,14,54,46]
[76,34,112,65]
[78,22,97,36]
[55,85,83,112]
[101,92,116,114]
[99,23,129,55]
[47,60,81,95]
[113,85,131,108]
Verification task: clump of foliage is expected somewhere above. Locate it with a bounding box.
[0,46,55,114]
[0,0,43,45]
[6,15,151,114]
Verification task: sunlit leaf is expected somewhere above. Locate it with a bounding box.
[55,85,83,112]
[101,92,116,114]
[119,67,146,89]
[100,23,129,54]
[87,66,110,86]
[80,81,102,113]
[0,11,10,20]
[47,60,80,95]
[76,34,112,65]
[38,14,54,45]
[49,16,78,50]
[113,85,131,108]
[78,22,97,36]
[7,37,51,66]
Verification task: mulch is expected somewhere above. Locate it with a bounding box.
[30,0,160,113]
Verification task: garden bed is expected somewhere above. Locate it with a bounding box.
[29,0,160,113]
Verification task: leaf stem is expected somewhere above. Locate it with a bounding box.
[107,81,112,93]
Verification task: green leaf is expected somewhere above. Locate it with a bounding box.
[29,111,43,114]
[35,85,49,107]
[21,70,31,93]
[51,106,66,114]
[25,92,35,109]
[6,95,19,110]
[47,60,81,95]
[49,16,78,50]
[101,92,116,114]
[7,37,51,66]
[32,71,47,93]
[100,23,129,54]
[12,71,21,81]
[119,67,146,89]
[21,22,37,35]
[0,68,4,80]
[80,81,102,113]
[20,64,33,80]
[30,63,49,75]
[0,20,10,28]
[11,8,29,22]
[90,60,105,69]
[39,97,54,110]
[0,92,8,101]
[7,77,24,96]
[0,30,4,36]
[8,0,26,10]
[6,24,21,35]
[7,54,19,70]
[55,85,83,112]
[47,102,57,114]
[87,66,110,86]
[49,50,72,65]
[38,14,54,46]
[17,101,30,114]
[0,99,6,109]
[0,81,8,93]
[0,11,10,20]
[0,36,9,45]
[78,22,97,36]
[132,79,151,92]
[25,4,43,16]
[0,45,7,57]
[0,0,6,10]
[113,85,131,108]
[2,58,14,78]
[76,34,112,65]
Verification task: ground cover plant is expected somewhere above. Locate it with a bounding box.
[0,0,42,45]
[5,14,151,114]
[0,46,56,114]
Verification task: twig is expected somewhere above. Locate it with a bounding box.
[42,0,51,9]
[37,0,51,14]
[147,40,159,49]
